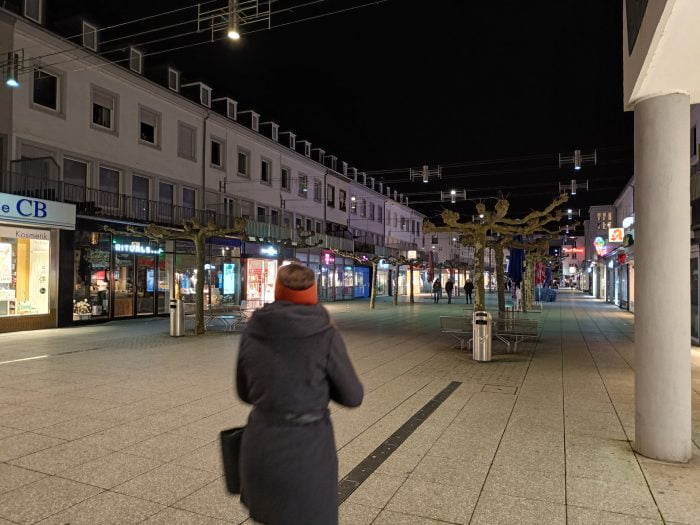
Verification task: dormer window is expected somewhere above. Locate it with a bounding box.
[24,0,42,23]
[272,125,278,142]
[82,21,98,51]
[167,68,180,92]
[129,48,143,74]
[252,114,259,131]
[200,85,211,107]
[289,134,296,149]
[227,99,237,120]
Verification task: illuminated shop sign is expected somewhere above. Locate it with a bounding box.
[260,246,278,257]
[594,237,606,256]
[322,250,335,265]
[622,216,634,229]
[113,242,163,255]
[223,263,236,295]
[608,228,624,243]
[0,191,76,230]
[562,247,584,254]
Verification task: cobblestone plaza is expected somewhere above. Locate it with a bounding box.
[0,291,698,524]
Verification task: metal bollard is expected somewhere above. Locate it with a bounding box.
[170,299,185,337]
[472,310,492,362]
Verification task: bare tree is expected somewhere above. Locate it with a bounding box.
[424,194,569,311]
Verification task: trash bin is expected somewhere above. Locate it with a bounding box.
[472,310,492,362]
[170,299,185,337]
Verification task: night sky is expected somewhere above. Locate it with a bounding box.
[42,0,633,226]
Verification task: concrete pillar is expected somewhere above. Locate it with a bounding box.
[634,92,692,463]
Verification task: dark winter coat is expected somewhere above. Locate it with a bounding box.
[464,281,474,293]
[236,301,364,525]
[432,280,442,292]
[445,281,454,293]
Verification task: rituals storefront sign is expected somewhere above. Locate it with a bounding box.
[0,192,76,230]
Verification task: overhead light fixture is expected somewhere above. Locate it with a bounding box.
[4,52,19,88]
[422,165,429,183]
[227,0,241,40]
[479,213,484,219]
[574,149,582,170]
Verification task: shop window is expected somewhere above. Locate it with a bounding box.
[246,259,277,305]
[72,231,111,320]
[0,227,51,318]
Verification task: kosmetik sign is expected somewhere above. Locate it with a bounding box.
[0,192,76,230]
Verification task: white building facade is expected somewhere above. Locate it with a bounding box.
[0,4,426,329]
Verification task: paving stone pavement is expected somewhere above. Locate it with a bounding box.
[0,290,698,524]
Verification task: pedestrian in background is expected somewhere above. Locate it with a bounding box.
[445,279,454,304]
[432,278,442,304]
[464,279,474,305]
[236,264,363,525]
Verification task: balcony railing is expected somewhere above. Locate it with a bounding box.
[2,172,355,251]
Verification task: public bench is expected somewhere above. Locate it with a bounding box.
[183,302,256,332]
[440,315,539,353]
[439,316,473,350]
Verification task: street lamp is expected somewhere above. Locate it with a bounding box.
[227,0,241,40]
[4,52,19,88]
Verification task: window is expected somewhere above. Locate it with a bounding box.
[257,206,267,223]
[272,126,278,142]
[350,195,357,214]
[132,174,150,220]
[32,69,59,111]
[283,212,292,228]
[139,106,159,146]
[377,206,383,223]
[200,86,211,108]
[306,218,313,232]
[223,197,235,222]
[401,217,407,231]
[315,221,322,234]
[159,182,174,205]
[270,209,279,226]
[360,199,367,218]
[252,114,259,131]
[82,21,97,51]
[129,48,143,74]
[167,68,180,92]
[23,0,41,22]
[298,174,308,197]
[91,87,117,132]
[177,122,196,161]
[313,180,322,202]
[99,166,120,194]
[240,201,253,219]
[339,190,347,212]
[0,227,51,318]
[431,236,439,245]
[238,149,249,177]
[226,99,237,120]
[281,167,291,191]
[183,187,196,213]
[63,158,88,201]
[261,159,271,184]
[295,217,303,230]
[327,184,335,208]
[369,203,375,221]
[210,139,223,168]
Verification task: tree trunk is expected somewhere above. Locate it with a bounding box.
[369,261,378,309]
[194,233,206,335]
[474,233,486,310]
[392,264,400,306]
[409,263,415,304]
[495,245,505,312]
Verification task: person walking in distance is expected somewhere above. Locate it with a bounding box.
[432,278,442,304]
[464,279,474,305]
[445,278,454,304]
[236,264,363,525]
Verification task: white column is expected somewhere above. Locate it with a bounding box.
[634,92,692,463]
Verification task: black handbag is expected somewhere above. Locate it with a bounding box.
[220,426,245,494]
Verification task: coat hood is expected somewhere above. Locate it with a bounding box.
[245,301,333,339]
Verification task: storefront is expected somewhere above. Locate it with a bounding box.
[0,192,76,333]
[354,266,371,298]
[376,259,391,297]
[69,220,243,324]
[242,243,283,307]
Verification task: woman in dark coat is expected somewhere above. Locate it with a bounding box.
[236,264,364,525]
